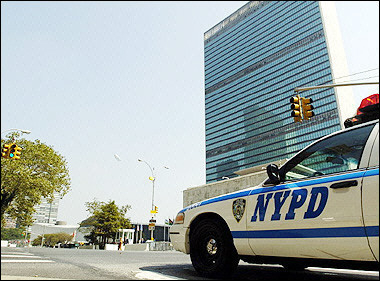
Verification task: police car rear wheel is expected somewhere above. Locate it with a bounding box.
[190,218,239,278]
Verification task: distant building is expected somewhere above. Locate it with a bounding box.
[2,193,60,229]
[30,221,85,243]
[204,1,355,183]
[32,192,60,224]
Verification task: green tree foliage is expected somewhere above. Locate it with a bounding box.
[80,199,131,247]
[1,227,24,240]
[1,132,71,227]
[78,216,98,244]
[32,232,73,247]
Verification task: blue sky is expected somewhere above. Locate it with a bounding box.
[1,1,379,226]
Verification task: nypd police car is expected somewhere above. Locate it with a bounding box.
[170,119,379,278]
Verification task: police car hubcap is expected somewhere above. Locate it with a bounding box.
[206,239,217,255]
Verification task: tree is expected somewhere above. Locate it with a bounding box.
[1,227,24,240]
[32,232,73,247]
[78,216,98,244]
[1,132,71,227]
[80,199,131,248]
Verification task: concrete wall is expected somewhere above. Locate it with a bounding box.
[183,171,268,207]
[146,241,173,251]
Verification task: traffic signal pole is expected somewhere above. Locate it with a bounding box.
[291,82,379,123]
[294,82,379,93]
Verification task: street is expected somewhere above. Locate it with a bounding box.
[1,247,379,280]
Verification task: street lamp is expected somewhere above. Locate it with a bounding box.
[114,154,122,161]
[138,158,155,211]
[138,159,169,241]
[1,128,31,135]
[2,129,31,148]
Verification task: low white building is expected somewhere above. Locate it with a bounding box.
[30,221,86,243]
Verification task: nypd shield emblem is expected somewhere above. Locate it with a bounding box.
[232,199,246,222]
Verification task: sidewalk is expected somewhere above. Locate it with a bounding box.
[123,243,147,251]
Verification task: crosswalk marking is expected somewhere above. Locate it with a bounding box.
[1,251,34,255]
[1,255,42,258]
[1,252,54,263]
[2,260,55,263]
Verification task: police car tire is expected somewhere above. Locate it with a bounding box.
[189,218,239,278]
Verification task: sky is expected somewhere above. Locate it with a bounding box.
[1,1,379,226]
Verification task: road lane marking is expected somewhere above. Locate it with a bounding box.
[307,267,379,276]
[1,260,55,263]
[1,252,35,255]
[134,271,183,280]
[1,255,40,258]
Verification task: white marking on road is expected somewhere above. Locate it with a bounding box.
[134,271,183,280]
[1,252,35,256]
[307,267,379,277]
[1,260,55,263]
[1,255,40,258]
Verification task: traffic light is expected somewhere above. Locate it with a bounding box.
[150,206,158,214]
[1,143,11,159]
[302,97,315,120]
[13,145,22,160]
[8,144,17,159]
[290,95,302,123]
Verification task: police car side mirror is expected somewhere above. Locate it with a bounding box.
[266,164,281,185]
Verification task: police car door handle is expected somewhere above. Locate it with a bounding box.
[330,180,358,189]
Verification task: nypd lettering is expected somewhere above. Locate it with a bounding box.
[251,186,328,222]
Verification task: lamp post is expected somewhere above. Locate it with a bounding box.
[1,128,31,135]
[138,159,156,212]
[138,159,169,241]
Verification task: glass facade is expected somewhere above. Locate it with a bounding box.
[32,192,60,224]
[205,1,344,183]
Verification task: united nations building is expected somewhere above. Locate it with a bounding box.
[204,1,355,184]
[184,1,356,206]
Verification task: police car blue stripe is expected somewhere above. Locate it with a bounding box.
[248,169,376,197]
[179,190,251,213]
[366,225,380,237]
[179,168,379,213]
[199,190,251,207]
[365,167,379,177]
[231,225,379,239]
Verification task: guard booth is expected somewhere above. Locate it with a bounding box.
[117,228,135,245]
[133,223,171,243]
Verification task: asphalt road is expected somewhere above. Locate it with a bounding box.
[1,247,379,280]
